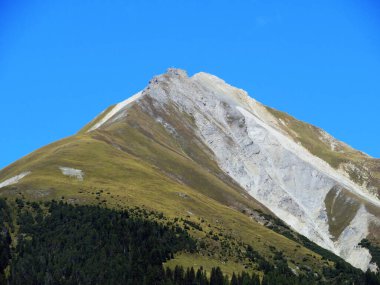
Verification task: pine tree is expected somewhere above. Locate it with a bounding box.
[252,274,260,285]
[230,273,238,285]
[210,267,224,285]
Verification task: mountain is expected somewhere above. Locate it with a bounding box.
[1,68,380,282]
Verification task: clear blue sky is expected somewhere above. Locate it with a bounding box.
[1,0,379,169]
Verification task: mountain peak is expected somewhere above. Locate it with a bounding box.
[166,67,188,78]
[146,68,258,115]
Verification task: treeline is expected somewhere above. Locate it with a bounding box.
[0,199,12,284]
[1,198,380,284]
[159,266,260,285]
[162,265,315,285]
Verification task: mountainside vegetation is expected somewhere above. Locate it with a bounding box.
[0,198,380,284]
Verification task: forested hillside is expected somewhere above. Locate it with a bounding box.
[0,198,379,284]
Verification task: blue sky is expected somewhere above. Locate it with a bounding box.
[0,0,379,169]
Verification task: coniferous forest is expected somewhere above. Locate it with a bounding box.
[1,198,380,285]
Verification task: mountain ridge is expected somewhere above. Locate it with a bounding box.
[1,68,379,274]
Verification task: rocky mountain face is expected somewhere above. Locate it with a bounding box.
[1,68,379,272]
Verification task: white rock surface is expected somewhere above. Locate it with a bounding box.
[0,172,31,189]
[59,167,84,181]
[88,91,143,132]
[335,205,373,270]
